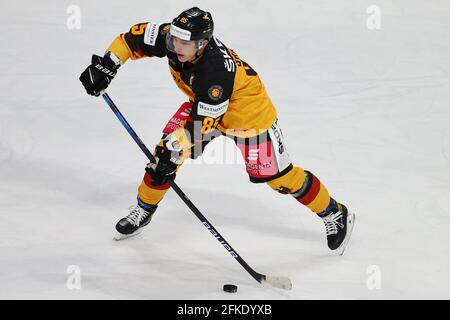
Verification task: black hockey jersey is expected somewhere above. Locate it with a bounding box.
[106,21,277,140]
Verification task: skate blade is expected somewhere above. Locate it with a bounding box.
[336,212,356,256]
[113,229,143,241]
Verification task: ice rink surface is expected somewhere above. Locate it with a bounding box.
[1,0,449,299]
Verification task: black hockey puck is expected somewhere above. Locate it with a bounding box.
[223,284,238,293]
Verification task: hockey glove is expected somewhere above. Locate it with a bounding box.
[79,54,119,96]
[145,134,183,186]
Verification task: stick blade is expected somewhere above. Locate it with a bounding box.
[264,276,293,290]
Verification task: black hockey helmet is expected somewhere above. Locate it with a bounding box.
[170,7,214,41]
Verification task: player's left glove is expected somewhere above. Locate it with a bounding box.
[145,134,183,186]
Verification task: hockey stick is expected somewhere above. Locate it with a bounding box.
[100,92,292,290]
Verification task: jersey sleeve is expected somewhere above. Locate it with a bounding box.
[106,22,170,64]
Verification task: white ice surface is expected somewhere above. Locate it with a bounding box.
[1,0,450,299]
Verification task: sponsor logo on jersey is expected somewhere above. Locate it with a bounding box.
[180,108,191,117]
[271,123,285,154]
[246,162,273,170]
[197,100,229,118]
[268,120,291,173]
[144,22,161,46]
[213,37,235,73]
[247,148,259,161]
[208,85,223,101]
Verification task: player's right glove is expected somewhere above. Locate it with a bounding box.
[145,134,183,186]
[79,54,119,96]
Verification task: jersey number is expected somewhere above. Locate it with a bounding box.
[243,61,257,76]
[201,117,221,134]
[131,24,146,35]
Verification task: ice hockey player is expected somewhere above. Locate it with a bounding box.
[79,7,355,254]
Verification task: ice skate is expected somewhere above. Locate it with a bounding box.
[114,203,157,241]
[319,200,355,255]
